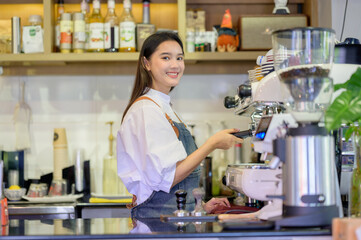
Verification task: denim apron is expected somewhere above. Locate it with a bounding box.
[131,121,201,219]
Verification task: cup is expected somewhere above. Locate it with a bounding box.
[48,179,67,196]
[73,149,84,193]
[53,128,69,181]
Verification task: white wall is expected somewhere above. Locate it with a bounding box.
[0,73,251,194]
[331,0,361,41]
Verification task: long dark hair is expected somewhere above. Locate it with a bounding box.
[121,32,184,122]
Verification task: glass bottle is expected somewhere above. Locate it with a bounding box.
[119,0,136,52]
[55,0,65,52]
[60,13,73,53]
[104,0,119,52]
[103,121,119,195]
[349,132,361,216]
[88,0,104,52]
[80,0,90,51]
[142,0,150,24]
[72,12,85,53]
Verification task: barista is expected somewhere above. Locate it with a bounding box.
[117,32,243,219]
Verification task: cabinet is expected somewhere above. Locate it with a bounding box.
[0,0,318,75]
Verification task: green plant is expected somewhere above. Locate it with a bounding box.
[325,67,361,139]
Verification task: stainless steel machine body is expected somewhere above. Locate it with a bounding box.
[273,125,339,227]
[283,131,336,207]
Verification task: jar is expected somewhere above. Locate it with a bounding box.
[22,15,44,53]
[60,13,73,53]
[28,15,42,27]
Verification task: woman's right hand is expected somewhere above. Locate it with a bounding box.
[207,128,243,150]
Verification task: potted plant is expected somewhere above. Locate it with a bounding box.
[325,67,361,217]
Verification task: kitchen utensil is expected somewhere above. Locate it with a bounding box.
[48,179,67,196]
[4,188,26,201]
[27,183,48,198]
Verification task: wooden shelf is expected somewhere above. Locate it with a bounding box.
[0,53,140,64]
[0,0,316,75]
[0,51,266,65]
[185,51,266,61]
[0,51,264,75]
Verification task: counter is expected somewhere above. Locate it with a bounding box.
[8,201,131,219]
[8,202,76,220]
[1,217,332,240]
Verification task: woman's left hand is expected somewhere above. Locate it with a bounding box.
[203,197,231,214]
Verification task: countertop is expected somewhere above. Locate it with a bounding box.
[1,217,332,240]
[8,201,131,219]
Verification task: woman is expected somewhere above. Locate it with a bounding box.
[117,32,243,219]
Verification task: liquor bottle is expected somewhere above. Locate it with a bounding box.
[119,0,136,52]
[80,0,90,51]
[142,0,150,24]
[104,0,119,52]
[136,0,155,51]
[88,0,104,52]
[55,0,65,52]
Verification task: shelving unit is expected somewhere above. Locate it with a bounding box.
[0,0,317,75]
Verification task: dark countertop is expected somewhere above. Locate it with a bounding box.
[1,217,332,240]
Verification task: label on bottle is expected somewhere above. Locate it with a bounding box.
[22,25,44,53]
[104,22,119,49]
[74,20,86,43]
[60,20,73,44]
[89,22,104,49]
[85,23,90,50]
[120,21,135,49]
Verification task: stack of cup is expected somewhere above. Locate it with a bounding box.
[49,128,69,196]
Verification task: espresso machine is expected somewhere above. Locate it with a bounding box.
[269,27,340,228]
[225,27,344,228]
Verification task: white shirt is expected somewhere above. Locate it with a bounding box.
[116,89,187,205]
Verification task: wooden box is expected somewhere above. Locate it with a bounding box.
[239,14,307,50]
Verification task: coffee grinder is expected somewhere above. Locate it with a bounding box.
[270,27,340,228]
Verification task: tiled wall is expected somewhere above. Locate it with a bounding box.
[0,73,252,194]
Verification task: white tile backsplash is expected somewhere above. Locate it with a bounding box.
[0,73,251,194]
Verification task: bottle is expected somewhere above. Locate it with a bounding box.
[119,0,136,52]
[136,0,155,51]
[60,13,73,53]
[104,0,119,52]
[72,12,86,53]
[88,0,104,52]
[103,122,119,195]
[22,15,44,53]
[55,0,65,52]
[80,0,90,51]
[142,0,150,24]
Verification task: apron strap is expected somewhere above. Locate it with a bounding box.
[134,96,180,138]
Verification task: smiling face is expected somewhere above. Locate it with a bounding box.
[143,40,185,94]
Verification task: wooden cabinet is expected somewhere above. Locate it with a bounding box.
[0,0,317,75]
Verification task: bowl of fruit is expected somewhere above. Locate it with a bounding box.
[4,185,27,201]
